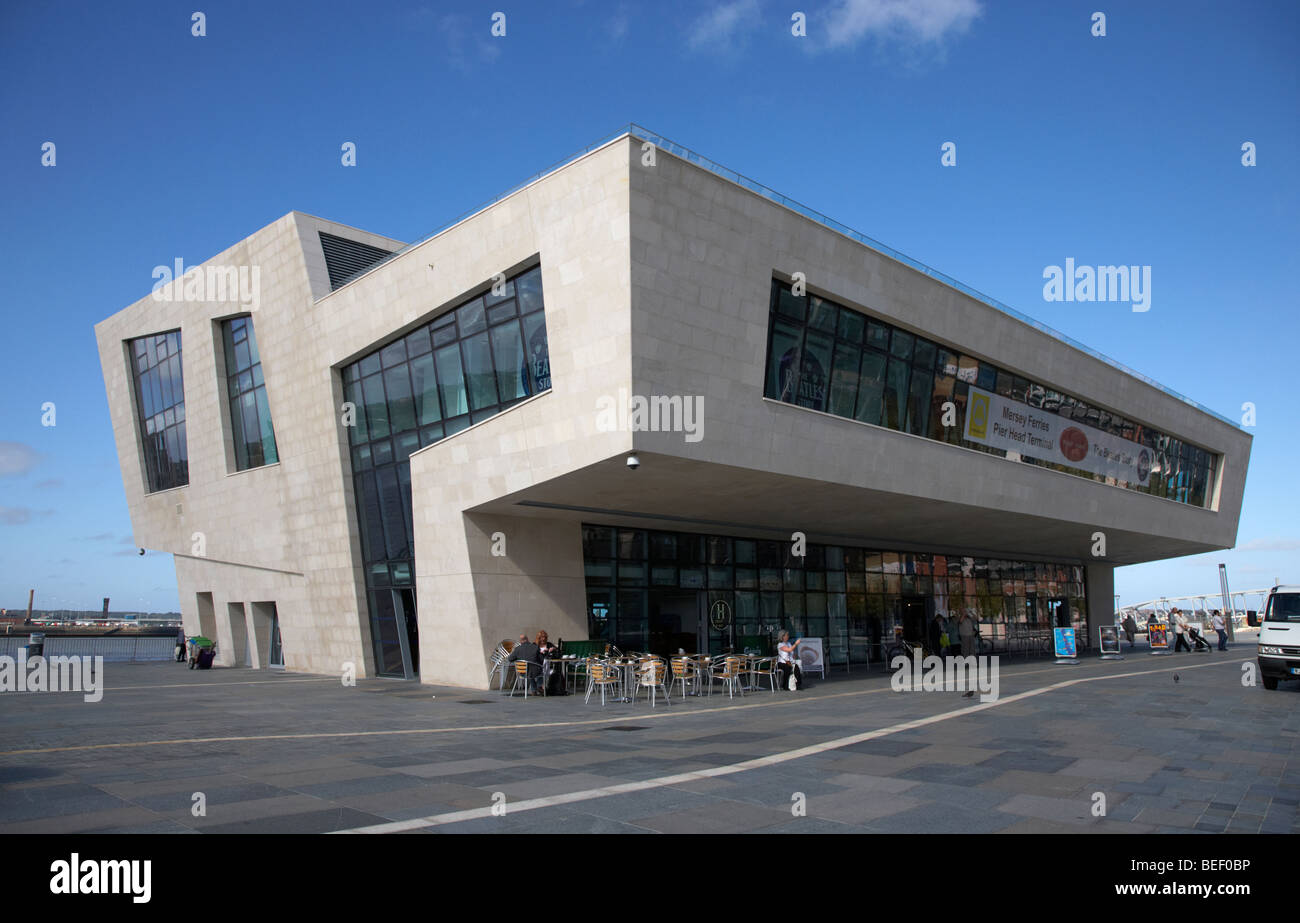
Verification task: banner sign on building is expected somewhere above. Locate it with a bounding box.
[1053,627,1077,659]
[963,386,1151,486]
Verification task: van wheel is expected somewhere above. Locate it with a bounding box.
[1263,677,1278,690]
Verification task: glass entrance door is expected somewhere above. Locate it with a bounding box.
[898,597,928,646]
[369,587,419,679]
[268,605,284,669]
[649,590,699,656]
[1046,596,1069,628]
[394,588,419,677]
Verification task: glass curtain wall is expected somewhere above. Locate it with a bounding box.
[343,266,550,677]
[583,524,1089,663]
[765,278,1215,507]
[129,330,189,492]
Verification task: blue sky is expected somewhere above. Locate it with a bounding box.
[0,0,1296,614]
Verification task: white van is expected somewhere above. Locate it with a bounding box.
[1257,585,1300,690]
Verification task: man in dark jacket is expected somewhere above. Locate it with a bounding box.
[928,613,946,657]
[1122,613,1138,649]
[507,637,543,694]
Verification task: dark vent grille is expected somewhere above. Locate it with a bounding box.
[319,232,394,290]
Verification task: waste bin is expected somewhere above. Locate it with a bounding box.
[25,632,45,657]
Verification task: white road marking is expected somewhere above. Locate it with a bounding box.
[330,657,1240,833]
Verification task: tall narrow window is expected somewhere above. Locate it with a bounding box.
[222,316,279,470]
[129,330,188,492]
[342,264,550,678]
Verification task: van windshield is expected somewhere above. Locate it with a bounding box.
[1265,594,1300,622]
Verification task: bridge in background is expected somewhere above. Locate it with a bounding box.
[1117,586,1277,623]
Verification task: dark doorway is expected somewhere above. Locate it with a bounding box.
[371,588,419,679]
[1046,596,1069,629]
[898,597,928,645]
[649,591,698,656]
[394,588,419,676]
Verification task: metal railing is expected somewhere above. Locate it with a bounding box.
[0,636,175,662]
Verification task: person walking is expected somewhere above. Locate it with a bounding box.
[928,613,946,658]
[1172,608,1191,653]
[175,626,187,662]
[1211,609,1228,651]
[1122,613,1138,650]
[958,610,976,656]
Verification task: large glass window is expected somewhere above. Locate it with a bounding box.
[222,317,279,471]
[130,330,188,492]
[582,523,1089,664]
[762,277,1217,507]
[342,265,551,677]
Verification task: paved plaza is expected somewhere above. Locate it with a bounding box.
[1,648,1296,835]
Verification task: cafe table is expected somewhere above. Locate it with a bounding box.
[607,658,639,703]
[540,656,583,695]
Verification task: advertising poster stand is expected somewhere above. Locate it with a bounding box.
[1053,627,1079,664]
[798,637,826,679]
[1098,625,1124,660]
[1147,621,1170,655]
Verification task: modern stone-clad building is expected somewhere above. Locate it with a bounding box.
[95,127,1252,688]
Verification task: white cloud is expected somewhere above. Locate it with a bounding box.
[0,442,41,477]
[823,0,981,48]
[0,506,52,525]
[1238,538,1300,552]
[608,3,631,41]
[688,0,763,51]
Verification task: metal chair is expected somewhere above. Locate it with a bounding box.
[710,656,746,699]
[749,656,777,693]
[668,657,698,700]
[634,659,672,708]
[492,640,517,690]
[509,659,534,699]
[584,660,622,706]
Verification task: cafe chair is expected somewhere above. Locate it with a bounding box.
[490,641,514,691]
[710,656,746,699]
[668,657,697,700]
[584,660,622,706]
[634,659,672,708]
[749,656,777,693]
[509,660,534,699]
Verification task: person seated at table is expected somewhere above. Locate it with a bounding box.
[508,633,543,694]
[536,631,566,694]
[776,631,805,691]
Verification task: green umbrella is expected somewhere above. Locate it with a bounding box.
[189,636,214,648]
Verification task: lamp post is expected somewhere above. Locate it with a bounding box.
[1218,564,1235,641]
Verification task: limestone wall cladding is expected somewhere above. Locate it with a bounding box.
[98,139,634,689]
[625,148,1251,559]
[174,554,308,669]
[95,212,405,678]
[404,141,635,688]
